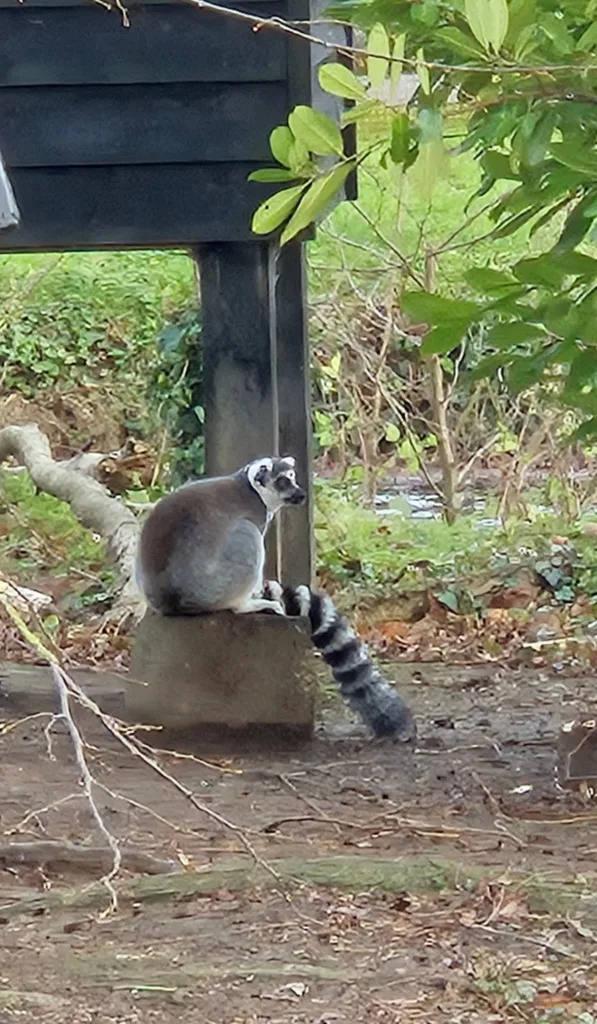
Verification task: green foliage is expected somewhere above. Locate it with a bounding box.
[148,307,204,483]
[0,470,117,610]
[253,0,597,434]
[0,251,194,397]
[250,89,357,242]
[314,477,597,613]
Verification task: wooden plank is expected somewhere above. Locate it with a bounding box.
[195,241,279,578]
[273,242,314,588]
[0,164,279,250]
[0,83,287,167]
[0,3,287,86]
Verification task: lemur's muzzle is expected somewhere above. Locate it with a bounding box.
[287,486,307,505]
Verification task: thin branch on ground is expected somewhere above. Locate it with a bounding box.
[0,592,280,905]
[50,662,122,911]
[0,839,180,876]
[59,667,279,878]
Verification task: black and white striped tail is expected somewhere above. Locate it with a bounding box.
[263,582,416,741]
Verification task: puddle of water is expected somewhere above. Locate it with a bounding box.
[375,489,558,528]
[375,490,501,527]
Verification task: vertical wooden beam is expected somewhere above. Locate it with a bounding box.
[273,242,314,588]
[194,241,280,578]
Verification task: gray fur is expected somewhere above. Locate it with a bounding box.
[136,457,305,616]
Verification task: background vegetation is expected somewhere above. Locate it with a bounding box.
[3,0,597,665]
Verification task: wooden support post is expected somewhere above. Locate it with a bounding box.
[194,241,279,578]
[195,240,313,588]
[273,242,314,587]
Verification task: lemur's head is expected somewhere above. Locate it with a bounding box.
[244,456,306,513]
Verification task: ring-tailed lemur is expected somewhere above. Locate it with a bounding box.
[136,456,415,740]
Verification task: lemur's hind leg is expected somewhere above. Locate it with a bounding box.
[223,529,284,615]
[163,522,282,614]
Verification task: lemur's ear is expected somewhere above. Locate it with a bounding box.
[254,464,269,486]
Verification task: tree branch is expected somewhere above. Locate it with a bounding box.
[0,424,144,619]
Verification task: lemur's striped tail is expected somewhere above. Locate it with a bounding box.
[263,582,416,741]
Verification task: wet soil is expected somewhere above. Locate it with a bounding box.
[0,661,596,1023]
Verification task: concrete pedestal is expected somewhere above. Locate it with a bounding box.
[126,610,317,742]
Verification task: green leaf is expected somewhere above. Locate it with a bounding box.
[520,110,556,168]
[506,0,536,46]
[251,184,306,235]
[464,0,509,54]
[367,23,390,89]
[473,351,516,379]
[341,99,380,126]
[390,113,410,165]
[465,267,518,294]
[411,0,439,27]
[550,143,597,178]
[578,195,597,219]
[557,252,597,279]
[577,21,597,53]
[568,417,597,442]
[513,255,566,289]
[248,168,299,183]
[513,22,538,61]
[481,150,519,181]
[554,191,597,255]
[384,422,400,443]
[416,47,430,95]
[529,196,576,239]
[389,34,406,98]
[288,139,312,175]
[436,588,460,613]
[279,161,355,245]
[402,292,482,324]
[492,206,538,239]
[288,106,344,157]
[318,62,366,101]
[417,107,442,144]
[565,348,597,392]
[434,26,487,60]
[269,126,294,168]
[540,12,574,55]
[507,345,561,393]
[485,321,547,349]
[420,320,471,356]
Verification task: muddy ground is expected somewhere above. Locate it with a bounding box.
[0,661,596,1023]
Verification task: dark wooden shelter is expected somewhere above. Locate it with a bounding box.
[0,0,355,587]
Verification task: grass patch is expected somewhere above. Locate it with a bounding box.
[0,470,116,610]
[5,854,597,922]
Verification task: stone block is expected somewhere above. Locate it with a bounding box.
[126,610,317,741]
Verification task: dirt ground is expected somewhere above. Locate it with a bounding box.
[1,661,597,1024]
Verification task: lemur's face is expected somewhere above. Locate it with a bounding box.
[247,456,306,511]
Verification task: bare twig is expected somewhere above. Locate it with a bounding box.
[57,667,280,879]
[50,662,122,911]
[353,204,425,289]
[0,839,180,876]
